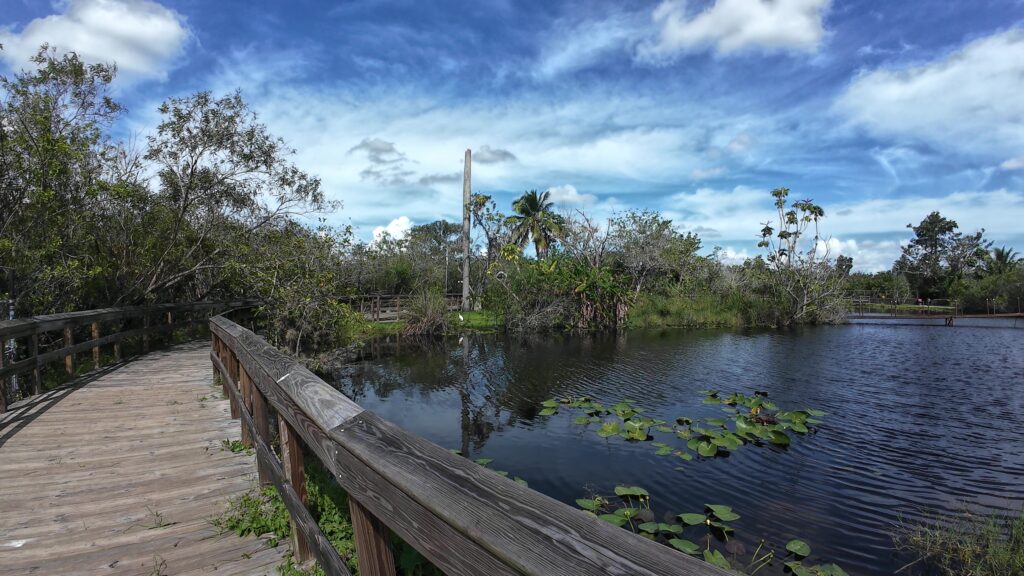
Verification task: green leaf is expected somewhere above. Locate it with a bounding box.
[768,430,791,446]
[805,408,826,417]
[705,504,740,522]
[473,458,493,466]
[574,416,591,424]
[786,539,812,557]
[541,399,558,408]
[674,450,693,461]
[598,514,627,527]
[637,522,659,533]
[697,441,718,457]
[678,513,706,526]
[576,498,599,511]
[538,407,557,416]
[597,421,621,438]
[703,549,731,569]
[815,563,849,576]
[785,561,813,576]
[668,538,701,555]
[513,476,528,487]
[614,486,649,497]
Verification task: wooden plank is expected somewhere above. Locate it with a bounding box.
[63,326,74,381]
[350,497,398,576]
[331,412,723,576]
[280,416,312,563]
[211,351,349,576]
[91,321,101,369]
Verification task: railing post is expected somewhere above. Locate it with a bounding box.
[227,349,240,419]
[279,417,312,563]
[239,366,253,447]
[64,326,75,381]
[91,321,101,370]
[250,382,272,486]
[30,332,41,395]
[350,498,397,576]
[143,313,151,353]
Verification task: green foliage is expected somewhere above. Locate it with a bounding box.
[401,291,450,336]
[577,486,846,575]
[894,509,1024,576]
[507,190,565,259]
[544,392,825,470]
[898,211,990,299]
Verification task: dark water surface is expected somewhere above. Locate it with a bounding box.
[327,325,1024,575]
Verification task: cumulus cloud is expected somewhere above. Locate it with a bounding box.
[372,216,414,242]
[1001,156,1024,171]
[690,167,725,180]
[546,184,596,207]
[0,0,190,81]
[418,173,462,186]
[640,0,831,59]
[474,145,517,164]
[836,29,1024,158]
[348,137,415,185]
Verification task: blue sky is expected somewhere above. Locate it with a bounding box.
[3,0,1024,270]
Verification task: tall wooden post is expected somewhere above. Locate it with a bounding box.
[91,321,101,370]
[29,333,40,395]
[279,417,312,563]
[461,148,472,311]
[64,326,75,381]
[251,385,272,486]
[142,313,150,353]
[351,498,398,576]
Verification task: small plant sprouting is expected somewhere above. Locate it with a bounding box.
[148,555,167,576]
[144,506,168,529]
[221,439,253,455]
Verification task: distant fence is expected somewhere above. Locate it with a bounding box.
[210,315,724,576]
[0,300,256,412]
[338,294,462,322]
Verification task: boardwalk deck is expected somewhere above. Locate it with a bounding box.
[0,343,287,576]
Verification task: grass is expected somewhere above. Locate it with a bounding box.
[447,310,501,332]
[893,509,1024,575]
[215,459,441,575]
[626,291,777,329]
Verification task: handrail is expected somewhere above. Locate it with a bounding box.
[337,294,463,321]
[209,316,726,576]
[0,300,257,412]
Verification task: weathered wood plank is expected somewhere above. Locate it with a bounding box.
[350,498,398,576]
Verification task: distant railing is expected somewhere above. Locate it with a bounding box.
[209,316,724,576]
[338,294,462,321]
[0,301,256,412]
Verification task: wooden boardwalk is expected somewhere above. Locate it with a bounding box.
[0,343,286,576]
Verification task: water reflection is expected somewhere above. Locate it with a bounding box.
[326,326,1024,575]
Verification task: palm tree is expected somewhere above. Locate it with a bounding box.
[506,190,564,259]
[988,246,1020,275]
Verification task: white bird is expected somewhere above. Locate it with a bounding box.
[459,314,465,322]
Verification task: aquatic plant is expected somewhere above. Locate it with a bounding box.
[893,508,1024,576]
[540,391,826,468]
[576,486,847,575]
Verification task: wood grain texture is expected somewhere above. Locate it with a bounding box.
[350,498,397,576]
[0,342,286,576]
[279,417,312,563]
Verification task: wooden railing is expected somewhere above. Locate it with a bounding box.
[209,316,725,576]
[339,294,463,322]
[0,301,255,412]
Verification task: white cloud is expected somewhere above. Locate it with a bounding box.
[534,13,643,78]
[640,0,831,59]
[546,184,596,207]
[0,0,190,81]
[836,29,1024,159]
[690,167,725,180]
[372,216,414,242]
[664,186,1023,272]
[1001,156,1024,170]
[474,145,517,164]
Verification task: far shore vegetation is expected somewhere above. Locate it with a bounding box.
[4,45,1024,576]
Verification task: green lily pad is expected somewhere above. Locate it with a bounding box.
[697,441,718,457]
[703,549,731,569]
[575,498,599,511]
[678,513,706,526]
[598,514,627,527]
[614,486,649,497]
[473,458,493,466]
[597,421,621,438]
[541,399,558,408]
[768,430,791,446]
[786,539,811,557]
[538,407,557,416]
[705,504,740,522]
[637,522,659,533]
[669,538,701,555]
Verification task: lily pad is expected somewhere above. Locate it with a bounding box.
[705,504,740,522]
[677,513,706,526]
[575,498,599,512]
[786,539,811,557]
[668,538,701,555]
[703,549,731,569]
[614,485,649,498]
[538,407,557,416]
[598,514,627,527]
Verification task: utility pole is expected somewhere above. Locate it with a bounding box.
[461,149,472,311]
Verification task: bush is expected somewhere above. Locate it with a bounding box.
[401,291,450,335]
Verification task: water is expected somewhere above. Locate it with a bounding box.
[326,325,1024,575]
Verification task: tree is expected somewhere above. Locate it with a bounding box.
[507,190,564,259]
[898,212,987,299]
[608,209,678,294]
[986,246,1019,276]
[136,90,332,303]
[758,187,850,324]
[0,45,122,313]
